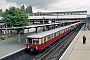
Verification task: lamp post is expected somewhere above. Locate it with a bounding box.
[43,17,44,24]
[5,21,7,34]
[57,13,58,20]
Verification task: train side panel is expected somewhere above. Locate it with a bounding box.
[26,22,80,52]
[26,29,71,51]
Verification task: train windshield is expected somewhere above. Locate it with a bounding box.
[27,38,39,44]
[33,39,38,44]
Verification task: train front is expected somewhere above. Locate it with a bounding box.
[26,38,40,52]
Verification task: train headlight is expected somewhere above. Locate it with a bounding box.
[36,46,38,49]
[27,45,29,49]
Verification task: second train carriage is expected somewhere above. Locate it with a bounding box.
[26,22,80,52]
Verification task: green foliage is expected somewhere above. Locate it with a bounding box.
[0,36,5,40]
[20,5,25,12]
[26,6,33,13]
[0,9,2,13]
[0,33,17,40]
[20,5,33,13]
[0,9,2,16]
[2,7,29,27]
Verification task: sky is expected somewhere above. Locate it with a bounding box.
[0,0,90,13]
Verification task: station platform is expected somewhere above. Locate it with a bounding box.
[60,29,90,60]
[0,33,30,59]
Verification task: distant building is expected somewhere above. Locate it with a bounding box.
[28,11,87,24]
[0,17,11,34]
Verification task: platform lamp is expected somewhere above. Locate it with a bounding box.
[5,21,7,34]
[43,17,44,24]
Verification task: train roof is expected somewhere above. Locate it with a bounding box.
[27,22,80,38]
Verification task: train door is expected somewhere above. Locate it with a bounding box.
[38,39,42,45]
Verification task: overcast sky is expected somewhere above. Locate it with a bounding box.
[0,0,90,13]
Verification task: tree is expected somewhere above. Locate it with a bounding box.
[2,7,29,27]
[26,6,29,13]
[26,6,32,13]
[28,6,32,13]
[2,7,29,43]
[0,9,2,16]
[0,9,2,13]
[20,5,25,12]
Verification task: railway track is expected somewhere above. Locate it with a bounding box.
[33,23,84,60]
[1,23,83,60]
[1,49,38,60]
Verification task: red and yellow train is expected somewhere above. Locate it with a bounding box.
[26,22,80,52]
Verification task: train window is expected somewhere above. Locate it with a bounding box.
[60,30,61,34]
[44,37,46,42]
[69,27,70,29]
[64,29,66,32]
[67,28,69,30]
[56,32,58,36]
[52,33,54,38]
[59,31,60,34]
[69,27,70,30]
[66,28,67,31]
[48,36,51,40]
[46,37,48,42]
[64,29,65,32]
[27,38,32,44]
[65,28,67,32]
[67,28,68,31]
[60,30,62,34]
[62,29,64,33]
[33,39,38,44]
[67,28,68,30]
[50,34,53,39]
[54,33,56,37]
[63,29,64,32]
[41,38,43,44]
[61,30,63,33]
[58,31,60,35]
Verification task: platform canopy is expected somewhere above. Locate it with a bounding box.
[0,23,61,43]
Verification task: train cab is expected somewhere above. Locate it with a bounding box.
[27,38,39,45]
[26,38,39,52]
